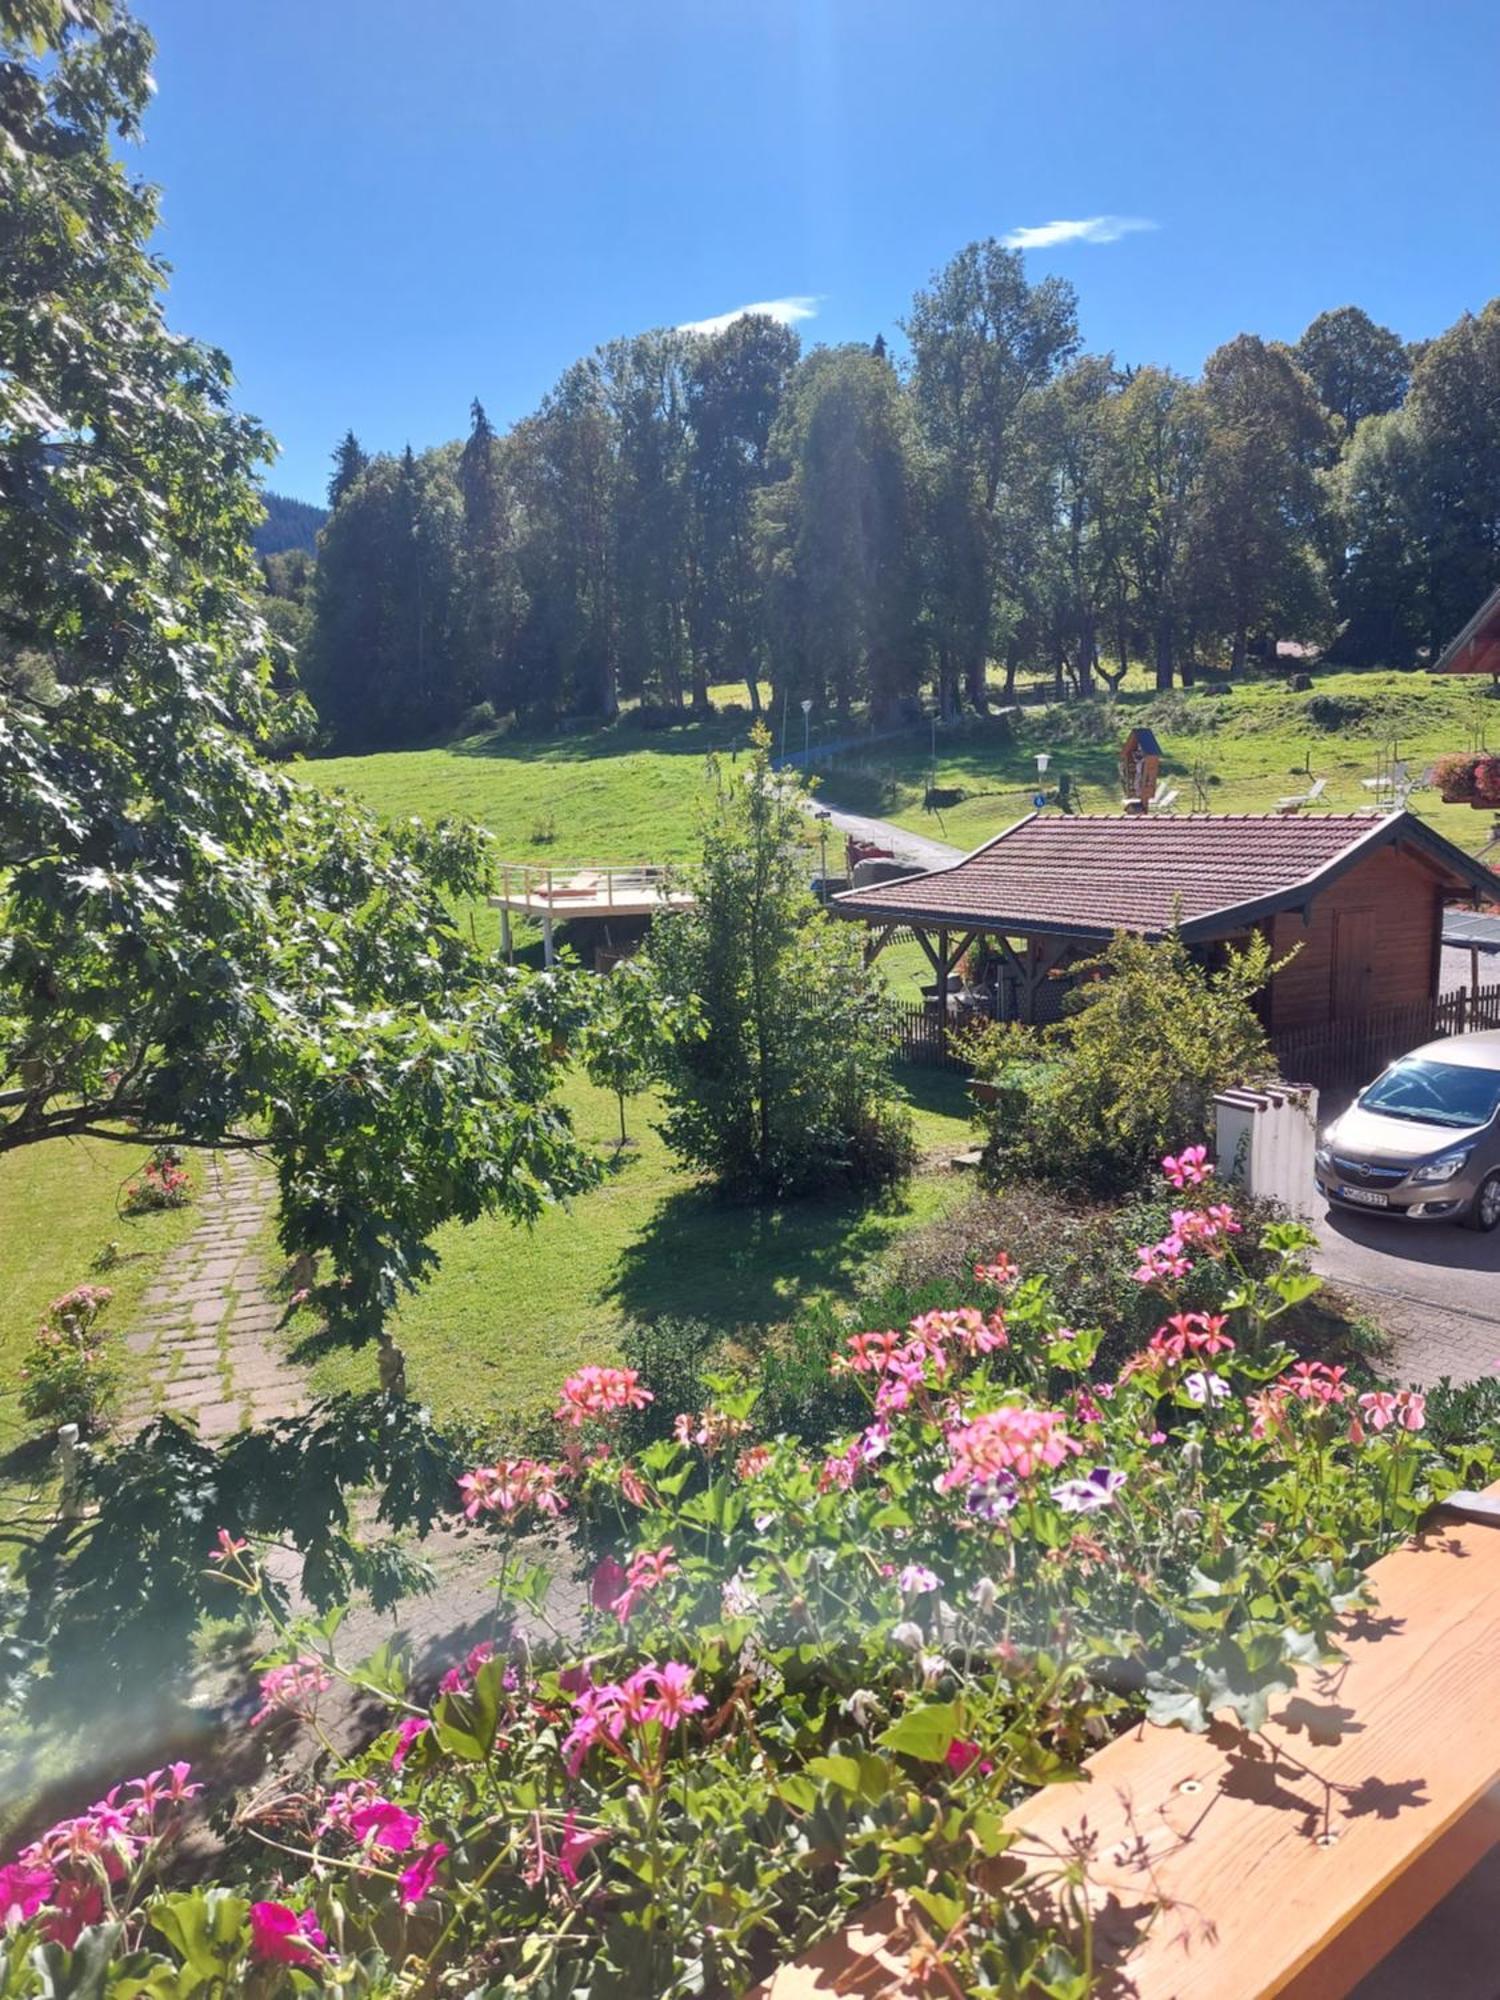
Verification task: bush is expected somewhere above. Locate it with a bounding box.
[455,699,498,738]
[121,1148,193,1214]
[3,1169,1488,1997]
[970,931,1276,1200]
[18,1285,116,1434]
[647,730,915,1198]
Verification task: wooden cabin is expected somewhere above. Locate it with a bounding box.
[1432,581,1500,682]
[834,812,1500,1075]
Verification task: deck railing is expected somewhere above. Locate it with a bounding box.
[492,862,680,910]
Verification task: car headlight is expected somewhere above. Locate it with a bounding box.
[1409,1149,1472,1185]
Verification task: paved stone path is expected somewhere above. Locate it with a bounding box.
[123,1151,307,1440]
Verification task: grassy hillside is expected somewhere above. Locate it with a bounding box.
[301,693,792,944]
[830,670,1500,857]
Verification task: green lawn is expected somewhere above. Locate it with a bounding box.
[0,1137,204,1460]
[295,1063,975,1432]
[830,669,1500,858]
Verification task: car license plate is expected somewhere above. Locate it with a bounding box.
[1338,1185,1389,1208]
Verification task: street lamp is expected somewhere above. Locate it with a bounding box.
[1035,752,1050,776]
[814,808,831,901]
[800,696,813,765]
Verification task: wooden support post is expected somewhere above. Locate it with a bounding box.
[936,928,948,1060]
[543,909,555,969]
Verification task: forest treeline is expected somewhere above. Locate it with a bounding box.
[270,238,1500,751]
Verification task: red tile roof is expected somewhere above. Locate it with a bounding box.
[833,811,1499,941]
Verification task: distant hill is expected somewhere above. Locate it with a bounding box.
[253,490,327,557]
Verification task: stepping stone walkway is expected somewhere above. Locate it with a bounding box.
[122,1152,307,1441]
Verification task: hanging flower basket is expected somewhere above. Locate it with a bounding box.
[1475,756,1500,806]
[1433,753,1484,804]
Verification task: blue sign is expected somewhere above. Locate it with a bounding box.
[1032,792,1047,808]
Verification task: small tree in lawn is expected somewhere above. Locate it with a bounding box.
[578,959,698,1148]
[647,728,914,1199]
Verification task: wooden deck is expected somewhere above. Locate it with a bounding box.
[489,862,696,963]
[755,1484,1500,1999]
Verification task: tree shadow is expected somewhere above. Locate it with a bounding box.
[603,1179,932,1332]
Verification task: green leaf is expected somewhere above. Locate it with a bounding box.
[878,1701,961,1762]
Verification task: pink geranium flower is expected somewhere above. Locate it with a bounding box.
[554,1365,653,1426]
[1162,1145,1211,1188]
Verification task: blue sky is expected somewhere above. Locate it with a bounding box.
[133,0,1500,505]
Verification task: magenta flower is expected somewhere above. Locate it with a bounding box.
[390,1717,431,1774]
[647,1662,708,1728]
[209,1528,249,1564]
[556,1811,609,1885]
[249,1901,327,1966]
[396,1841,449,1907]
[897,1563,940,1595]
[0,1861,55,1929]
[345,1797,422,1853]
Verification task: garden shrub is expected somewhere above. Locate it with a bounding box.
[18,1286,116,1435]
[971,930,1276,1199]
[121,1148,193,1214]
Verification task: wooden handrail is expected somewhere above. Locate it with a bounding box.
[755,1482,1500,1999]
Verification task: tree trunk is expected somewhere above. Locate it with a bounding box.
[1231,623,1247,676]
[1154,622,1174,691]
[964,653,987,711]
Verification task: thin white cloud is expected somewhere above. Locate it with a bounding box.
[677,295,821,336]
[1001,215,1157,251]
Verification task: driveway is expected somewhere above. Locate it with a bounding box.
[814,798,963,873]
[1313,1204,1500,1386]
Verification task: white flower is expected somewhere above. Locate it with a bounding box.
[721,1572,759,1619]
[898,1563,941,1596]
[917,1651,946,1688]
[1184,1371,1230,1406]
[843,1688,880,1728]
[971,1576,999,1612]
[890,1620,925,1653]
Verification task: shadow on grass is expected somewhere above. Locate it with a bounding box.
[448,713,751,768]
[604,1179,930,1332]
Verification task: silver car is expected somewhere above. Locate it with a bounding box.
[1315,1029,1500,1232]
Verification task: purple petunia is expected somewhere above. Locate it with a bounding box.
[1050,1467,1127,1515]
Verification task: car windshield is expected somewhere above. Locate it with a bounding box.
[1359,1055,1500,1129]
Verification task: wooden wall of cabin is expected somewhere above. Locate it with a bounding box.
[1260,847,1446,1033]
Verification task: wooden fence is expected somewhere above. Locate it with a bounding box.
[1270,980,1500,1092]
[892,1001,973,1072]
[893,980,1500,1086]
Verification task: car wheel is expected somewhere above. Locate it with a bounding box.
[1461,1170,1500,1233]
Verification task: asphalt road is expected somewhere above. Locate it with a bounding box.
[814,799,963,873]
[1314,1202,1500,1385]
